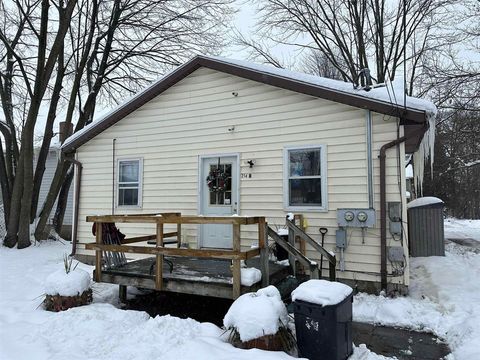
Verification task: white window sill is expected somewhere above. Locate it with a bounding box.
[284,205,329,213]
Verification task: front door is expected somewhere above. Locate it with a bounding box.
[200,155,238,249]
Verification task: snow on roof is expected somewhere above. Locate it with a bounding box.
[407,196,444,209]
[292,279,353,306]
[62,55,437,152]
[209,56,437,117]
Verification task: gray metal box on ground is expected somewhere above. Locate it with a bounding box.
[407,197,445,257]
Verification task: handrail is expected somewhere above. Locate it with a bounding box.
[267,227,319,279]
[286,219,336,264]
[285,219,336,281]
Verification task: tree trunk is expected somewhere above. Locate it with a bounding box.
[31,51,65,223]
[4,152,24,248]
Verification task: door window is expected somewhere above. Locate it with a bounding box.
[209,163,232,205]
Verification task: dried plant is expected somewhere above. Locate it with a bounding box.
[63,253,79,274]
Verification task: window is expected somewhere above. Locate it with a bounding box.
[209,163,232,205]
[117,159,142,207]
[284,145,327,211]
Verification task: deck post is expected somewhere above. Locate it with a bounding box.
[156,222,164,290]
[177,223,182,248]
[95,222,102,282]
[288,226,296,276]
[259,218,269,287]
[119,284,127,303]
[232,223,241,299]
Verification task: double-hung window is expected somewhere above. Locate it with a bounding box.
[117,158,143,207]
[284,145,327,211]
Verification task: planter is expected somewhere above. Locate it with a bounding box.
[44,288,93,312]
[233,331,285,351]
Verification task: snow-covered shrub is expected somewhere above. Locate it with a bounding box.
[223,286,295,352]
[44,255,92,312]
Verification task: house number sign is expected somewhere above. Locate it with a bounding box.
[241,173,252,179]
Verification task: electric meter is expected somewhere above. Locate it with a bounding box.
[344,211,355,222]
[357,211,368,222]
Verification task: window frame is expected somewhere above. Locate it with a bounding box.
[283,145,328,212]
[116,157,143,208]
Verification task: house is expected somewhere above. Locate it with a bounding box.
[61,56,435,294]
[35,144,74,239]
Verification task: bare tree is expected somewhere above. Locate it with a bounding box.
[0,0,234,247]
[245,0,460,91]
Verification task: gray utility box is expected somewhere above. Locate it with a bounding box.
[407,198,445,257]
[337,208,376,228]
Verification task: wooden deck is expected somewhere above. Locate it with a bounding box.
[97,256,290,299]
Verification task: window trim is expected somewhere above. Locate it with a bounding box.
[283,145,328,212]
[116,157,143,208]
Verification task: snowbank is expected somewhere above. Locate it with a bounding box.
[292,280,353,306]
[224,286,288,342]
[44,268,91,296]
[354,229,480,359]
[407,196,443,209]
[444,218,480,241]
[240,267,261,286]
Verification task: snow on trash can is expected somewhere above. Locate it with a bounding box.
[292,280,353,360]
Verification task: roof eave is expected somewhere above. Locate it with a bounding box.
[62,55,428,153]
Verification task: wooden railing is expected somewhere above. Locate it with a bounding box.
[285,218,336,281]
[85,213,268,299]
[267,227,320,279]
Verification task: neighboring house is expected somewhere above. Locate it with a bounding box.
[61,56,435,293]
[35,145,74,239]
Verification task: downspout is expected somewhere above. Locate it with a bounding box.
[66,156,83,256]
[379,124,428,290]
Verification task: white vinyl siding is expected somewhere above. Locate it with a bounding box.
[74,67,409,287]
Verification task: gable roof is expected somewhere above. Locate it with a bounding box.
[62,55,436,154]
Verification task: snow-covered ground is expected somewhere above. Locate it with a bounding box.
[0,241,383,360]
[444,218,480,242]
[1,218,478,359]
[354,218,480,359]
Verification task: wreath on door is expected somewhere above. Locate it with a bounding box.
[206,166,228,193]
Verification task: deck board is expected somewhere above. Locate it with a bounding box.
[100,256,290,298]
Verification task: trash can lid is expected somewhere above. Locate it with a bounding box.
[292,280,353,306]
[407,196,444,209]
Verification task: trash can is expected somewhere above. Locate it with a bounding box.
[292,280,353,360]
